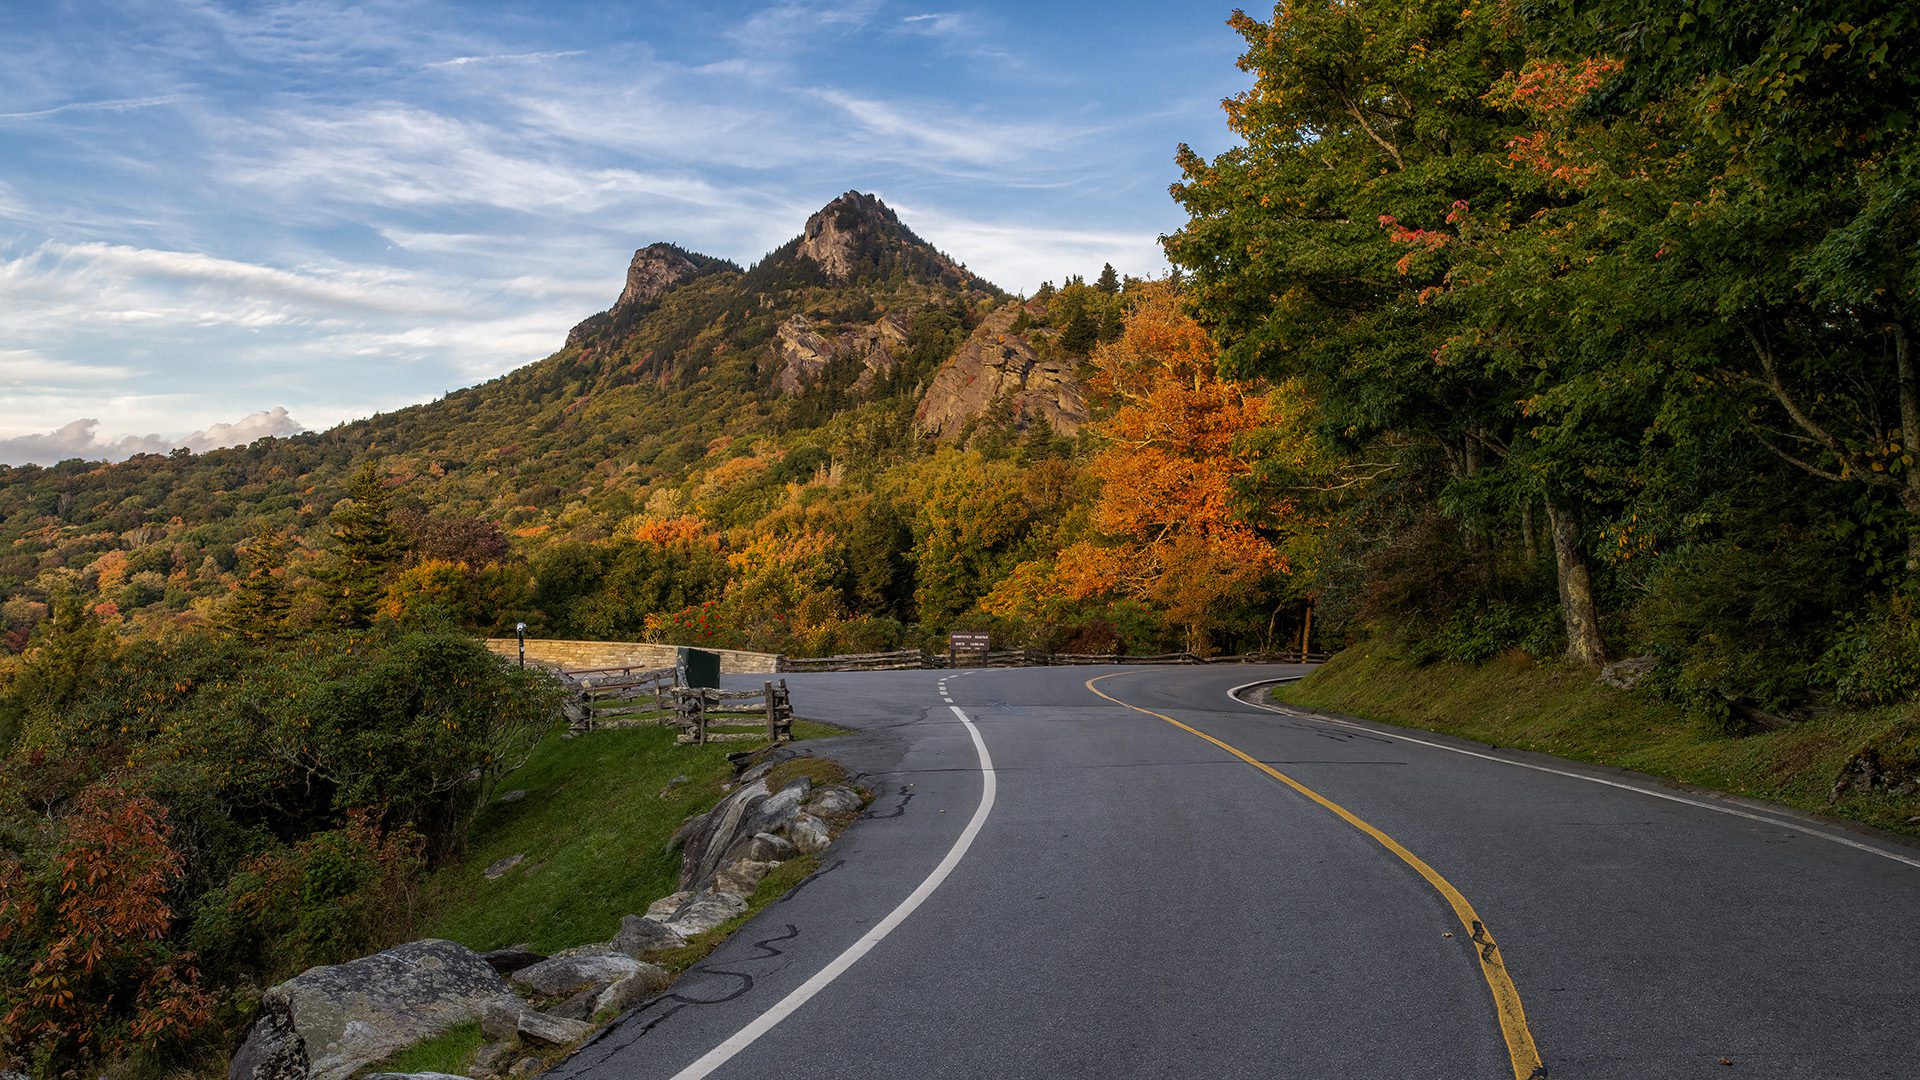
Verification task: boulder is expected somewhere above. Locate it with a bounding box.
[646,890,693,921]
[480,998,527,1042]
[471,1044,517,1076]
[746,832,799,862]
[229,939,517,1080]
[593,965,671,1015]
[613,914,685,957]
[548,985,601,1021]
[788,812,832,855]
[807,785,863,821]
[714,858,777,897]
[482,854,525,880]
[516,1010,594,1047]
[674,779,771,890]
[510,953,643,997]
[661,889,748,937]
[1598,655,1659,691]
[742,779,812,838]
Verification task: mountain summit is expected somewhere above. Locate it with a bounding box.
[780,191,987,291]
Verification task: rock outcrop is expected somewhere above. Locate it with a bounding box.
[228,939,518,1080]
[915,305,1086,439]
[774,313,909,394]
[793,191,980,289]
[565,243,735,348]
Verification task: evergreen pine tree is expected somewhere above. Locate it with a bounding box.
[1095,263,1120,295]
[317,464,403,629]
[220,529,292,642]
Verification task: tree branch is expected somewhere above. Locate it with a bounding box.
[1336,88,1404,170]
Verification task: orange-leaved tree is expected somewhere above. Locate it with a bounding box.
[987,283,1320,652]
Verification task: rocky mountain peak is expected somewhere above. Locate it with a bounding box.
[617,244,705,309]
[793,191,975,288]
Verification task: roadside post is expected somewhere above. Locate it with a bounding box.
[515,622,527,668]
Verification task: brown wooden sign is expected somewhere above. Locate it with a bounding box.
[948,632,991,653]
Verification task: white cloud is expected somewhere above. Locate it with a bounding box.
[425,50,584,69]
[0,349,140,389]
[0,95,181,122]
[894,204,1168,293]
[0,407,308,467]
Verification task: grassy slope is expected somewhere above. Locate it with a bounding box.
[415,718,845,956]
[1277,644,1920,838]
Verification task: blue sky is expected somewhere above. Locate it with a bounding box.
[0,1,1251,464]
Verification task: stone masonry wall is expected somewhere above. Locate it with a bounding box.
[483,638,781,675]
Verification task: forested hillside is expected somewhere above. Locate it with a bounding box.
[0,192,1313,673]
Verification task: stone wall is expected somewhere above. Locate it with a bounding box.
[483,638,781,675]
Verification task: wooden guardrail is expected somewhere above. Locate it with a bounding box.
[673,680,795,745]
[562,664,675,732]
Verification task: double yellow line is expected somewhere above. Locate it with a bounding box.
[1086,672,1546,1080]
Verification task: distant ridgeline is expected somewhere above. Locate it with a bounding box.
[0,190,1262,664]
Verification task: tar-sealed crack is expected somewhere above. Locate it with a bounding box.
[862,783,915,819]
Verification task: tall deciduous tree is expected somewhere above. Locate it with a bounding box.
[1166,1,1623,665]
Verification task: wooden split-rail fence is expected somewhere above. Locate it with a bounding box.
[673,681,795,746]
[777,648,1330,673]
[561,665,794,747]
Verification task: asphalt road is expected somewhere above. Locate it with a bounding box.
[547,664,1920,1080]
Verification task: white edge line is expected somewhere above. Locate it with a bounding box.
[1225,679,1920,872]
[668,703,999,1079]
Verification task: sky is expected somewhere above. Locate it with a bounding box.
[0,1,1253,466]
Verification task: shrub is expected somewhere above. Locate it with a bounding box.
[1820,597,1920,707]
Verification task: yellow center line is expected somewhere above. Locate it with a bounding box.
[1086,672,1546,1080]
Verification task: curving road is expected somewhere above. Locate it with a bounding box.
[548,664,1920,1080]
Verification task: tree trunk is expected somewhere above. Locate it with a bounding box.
[1520,501,1537,565]
[1546,499,1607,667]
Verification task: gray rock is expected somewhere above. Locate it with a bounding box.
[510,952,643,997]
[516,1010,594,1047]
[787,812,831,855]
[658,774,690,798]
[228,939,516,1080]
[661,889,748,936]
[496,789,527,803]
[548,985,600,1021]
[593,965,670,1015]
[547,942,618,961]
[746,832,799,862]
[1598,655,1658,691]
[479,998,527,1042]
[714,858,776,898]
[646,890,692,921]
[483,854,525,881]
[363,1074,476,1080]
[508,1057,545,1077]
[743,779,813,837]
[479,948,545,975]
[674,779,770,890]
[471,1042,517,1076]
[807,785,863,820]
[613,914,684,957]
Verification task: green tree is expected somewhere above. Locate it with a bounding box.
[219,529,292,643]
[314,464,403,629]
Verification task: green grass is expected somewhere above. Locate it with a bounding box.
[415,723,843,955]
[358,1022,484,1077]
[1277,643,1920,838]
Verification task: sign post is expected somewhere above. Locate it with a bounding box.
[948,631,990,666]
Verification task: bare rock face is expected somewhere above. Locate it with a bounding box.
[795,191,973,287]
[915,305,1086,439]
[774,314,909,395]
[618,244,703,309]
[228,939,518,1080]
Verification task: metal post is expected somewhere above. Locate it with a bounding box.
[515,622,527,668]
